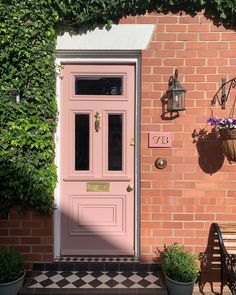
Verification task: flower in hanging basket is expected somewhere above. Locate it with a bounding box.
[207,117,236,130]
[207,117,236,139]
[207,117,236,162]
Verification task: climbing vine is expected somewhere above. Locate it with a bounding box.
[0,0,235,218]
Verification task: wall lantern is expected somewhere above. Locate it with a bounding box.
[212,77,236,109]
[10,88,20,104]
[167,69,186,112]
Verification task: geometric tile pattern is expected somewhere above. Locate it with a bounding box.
[28,271,164,289]
[54,256,139,263]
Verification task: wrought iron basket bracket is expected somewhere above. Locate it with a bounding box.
[213,77,236,110]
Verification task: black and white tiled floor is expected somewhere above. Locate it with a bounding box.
[20,270,167,294]
[28,270,162,288]
[20,257,167,295]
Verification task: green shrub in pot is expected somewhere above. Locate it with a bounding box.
[157,243,200,295]
[161,243,199,282]
[0,249,25,295]
[0,248,24,283]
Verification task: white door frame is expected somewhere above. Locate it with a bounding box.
[54,51,141,258]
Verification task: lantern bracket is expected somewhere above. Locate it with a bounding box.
[168,69,179,88]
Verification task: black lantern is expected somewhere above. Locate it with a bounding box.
[10,88,20,104]
[167,69,186,112]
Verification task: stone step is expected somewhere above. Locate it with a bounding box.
[33,257,161,273]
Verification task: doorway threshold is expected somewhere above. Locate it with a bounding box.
[54,256,139,263]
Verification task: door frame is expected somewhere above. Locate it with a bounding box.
[54,51,141,258]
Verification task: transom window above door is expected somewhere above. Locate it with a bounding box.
[75,76,123,96]
[67,71,128,101]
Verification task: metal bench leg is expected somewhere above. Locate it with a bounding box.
[220,283,223,295]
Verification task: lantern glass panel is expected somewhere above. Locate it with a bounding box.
[173,91,185,110]
[168,90,185,111]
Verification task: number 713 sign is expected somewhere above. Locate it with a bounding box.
[148,132,172,148]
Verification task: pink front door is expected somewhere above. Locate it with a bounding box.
[60,64,135,255]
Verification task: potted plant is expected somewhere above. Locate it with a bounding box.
[0,248,25,295]
[157,243,199,295]
[208,117,236,162]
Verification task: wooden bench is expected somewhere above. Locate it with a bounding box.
[214,223,236,294]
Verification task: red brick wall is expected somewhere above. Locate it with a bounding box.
[1,12,236,280]
[121,12,236,263]
[0,206,53,270]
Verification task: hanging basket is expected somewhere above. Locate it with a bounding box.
[219,128,236,162]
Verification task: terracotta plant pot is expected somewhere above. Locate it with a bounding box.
[219,128,236,162]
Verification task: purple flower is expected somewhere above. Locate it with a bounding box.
[207,117,236,129]
[207,118,220,125]
[220,119,226,124]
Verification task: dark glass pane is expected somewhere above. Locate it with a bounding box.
[75,76,123,95]
[75,114,89,171]
[108,115,123,171]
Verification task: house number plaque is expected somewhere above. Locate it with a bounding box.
[86,182,110,192]
[148,132,172,148]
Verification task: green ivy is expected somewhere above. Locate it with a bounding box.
[0,0,235,218]
[0,1,57,218]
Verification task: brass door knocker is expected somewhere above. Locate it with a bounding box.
[95,112,101,132]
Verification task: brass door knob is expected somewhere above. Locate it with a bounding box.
[127,184,134,192]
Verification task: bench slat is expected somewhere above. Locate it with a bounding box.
[215,223,236,293]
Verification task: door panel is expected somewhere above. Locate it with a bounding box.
[60,65,135,255]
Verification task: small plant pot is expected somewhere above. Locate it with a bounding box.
[164,274,195,295]
[0,271,25,295]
